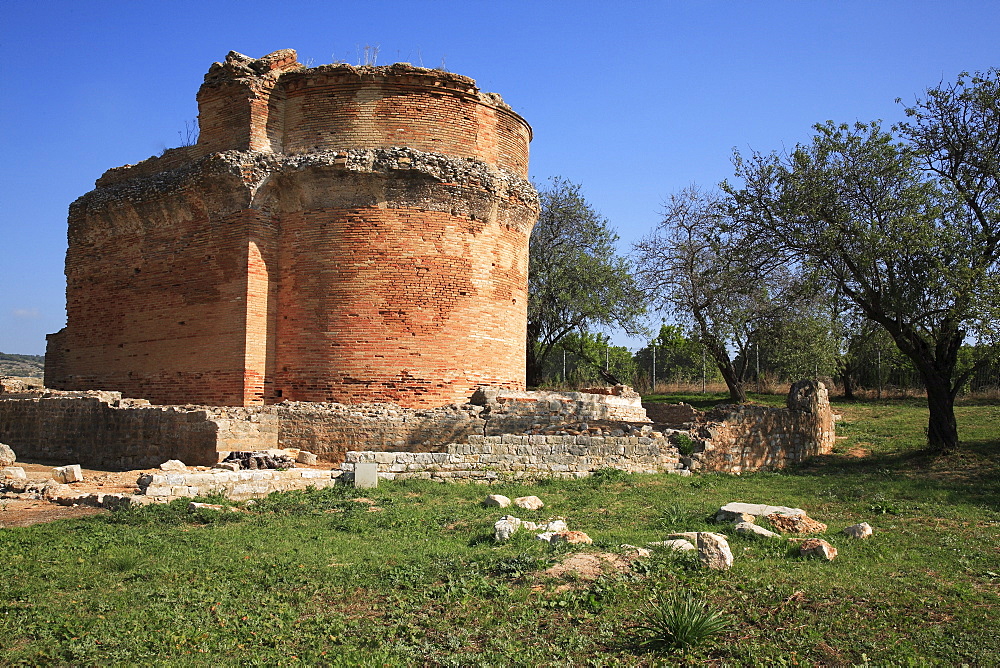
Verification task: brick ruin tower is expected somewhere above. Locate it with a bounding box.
[45,49,538,408]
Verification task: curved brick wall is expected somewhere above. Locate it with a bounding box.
[47,50,538,408]
[279,67,531,177]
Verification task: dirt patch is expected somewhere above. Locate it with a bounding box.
[1,459,150,528]
[10,460,147,496]
[846,445,871,458]
[544,552,634,581]
[0,498,107,528]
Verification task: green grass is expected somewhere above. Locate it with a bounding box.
[1,396,998,665]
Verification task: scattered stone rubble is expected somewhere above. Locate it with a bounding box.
[492,510,571,543]
[696,532,735,570]
[484,494,511,508]
[798,538,838,560]
[514,495,544,510]
[649,501,876,566]
[222,450,297,470]
[52,464,83,484]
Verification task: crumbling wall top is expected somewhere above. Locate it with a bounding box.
[203,49,305,85]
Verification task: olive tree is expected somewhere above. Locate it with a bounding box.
[729,76,1000,452]
[633,186,810,403]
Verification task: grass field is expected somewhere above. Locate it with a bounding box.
[1,396,998,666]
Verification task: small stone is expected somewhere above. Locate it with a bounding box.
[2,466,26,480]
[213,461,240,471]
[648,539,696,552]
[766,513,827,534]
[843,522,873,539]
[160,460,187,472]
[543,519,568,532]
[733,521,780,539]
[0,443,16,467]
[513,495,543,510]
[188,502,224,512]
[620,544,653,558]
[42,482,74,500]
[552,530,593,545]
[53,464,83,484]
[697,532,734,570]
[717,502,805,521]
[483,494,511,508]
[715,510,757,524]
[494,515,521,541]
[535,531,556,543]
[354,462,378,489]
[799,538,838,560]
[296,450,318,465]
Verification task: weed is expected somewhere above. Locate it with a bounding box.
[657,503,696,531]
[673,432,696,456]
[590,467,631,482]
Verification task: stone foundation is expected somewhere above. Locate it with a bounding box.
[0,382,834,477]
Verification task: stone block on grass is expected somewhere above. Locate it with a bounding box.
[483,494,511,507]
[354,462,379,489]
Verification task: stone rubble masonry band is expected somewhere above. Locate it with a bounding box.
[0,381,834,477]
[45,49,538,408]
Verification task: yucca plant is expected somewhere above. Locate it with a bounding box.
[636,589,729,651]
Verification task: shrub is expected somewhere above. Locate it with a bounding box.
[673,432,696,456]
[636,589,728,651]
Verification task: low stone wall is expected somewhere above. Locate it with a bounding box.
[0,387,654,468]
[343,432,689,482]
[643,402,700,426]
[138,467,344,500]
[0,393,220,469]
[0,382,834,475]
[273,402,485,463]
[688,380,836,474]
[124,432,688,501]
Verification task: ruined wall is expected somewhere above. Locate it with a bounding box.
[688,380,836,473]
[344,434,687,481]
[0,383,834,473]
[47,50,537,408]
[273,402,485,464]
[0,393,220,469]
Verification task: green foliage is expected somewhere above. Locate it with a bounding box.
[634,186,818,402]
[527,177,646,386]
[634,323,721,387]
[730,69,1000,451]
[538,330,639,386]
[672,432,696,456]
[636,589,729,651]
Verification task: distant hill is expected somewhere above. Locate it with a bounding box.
[0,352,44,379]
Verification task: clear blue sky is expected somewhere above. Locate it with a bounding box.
[2,0,998,355]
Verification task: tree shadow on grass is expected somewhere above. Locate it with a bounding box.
[785,435,1000,513]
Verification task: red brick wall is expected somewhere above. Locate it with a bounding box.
[272,206,528,406]
[279,71,530,177]
[49,195,260,405]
